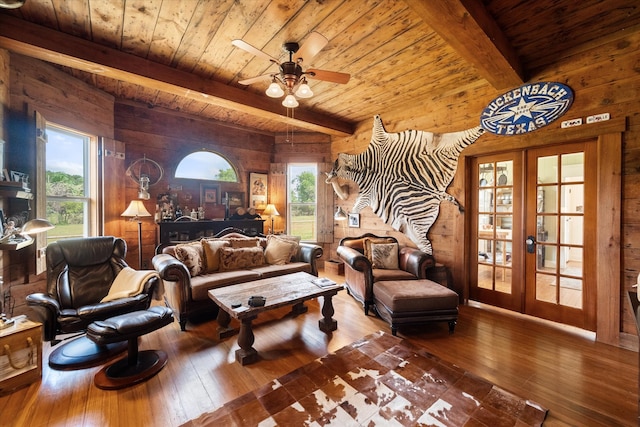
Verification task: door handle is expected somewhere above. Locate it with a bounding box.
[526,235,536,254]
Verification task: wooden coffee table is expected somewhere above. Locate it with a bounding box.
[208,272,343,365]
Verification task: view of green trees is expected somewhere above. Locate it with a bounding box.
[289,170,317,240]
[46,170,84,226]
[216,168,237,181]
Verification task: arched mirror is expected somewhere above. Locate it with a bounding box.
[174,151,238,182]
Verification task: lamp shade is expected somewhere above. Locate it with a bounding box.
[266,82,285,98]
[121,200,152,219]
[282,94,299,108]
[334,206,348,220]
[22,218,55,235]
[295,83,313,98]
[262,203,280,217]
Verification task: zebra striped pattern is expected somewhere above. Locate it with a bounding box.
[328,115,485,254]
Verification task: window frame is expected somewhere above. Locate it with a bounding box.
[287,162,318,242]
[44,123,98,241]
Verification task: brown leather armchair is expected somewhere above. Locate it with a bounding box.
[337,233,444,315]
[26,236,160,369]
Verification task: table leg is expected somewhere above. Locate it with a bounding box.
[291,302,308,316]
[235,316,259,365]
[216,309,235,339]
[319,294,338,332]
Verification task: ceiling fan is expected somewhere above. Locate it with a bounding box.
[232,32,351,108]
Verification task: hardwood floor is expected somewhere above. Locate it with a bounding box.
[0,269,637,426]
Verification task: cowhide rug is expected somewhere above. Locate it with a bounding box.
[183,331,547,426]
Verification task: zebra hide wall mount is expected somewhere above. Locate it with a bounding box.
[326,115,484,254]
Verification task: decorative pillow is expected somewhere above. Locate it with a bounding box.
[219,246,265,271]
[369,242,399,269]
[227,237,260,248]
[264,235,299,265]
[174,241,205,277]
[201,239,230,273]
[363,237,396,261]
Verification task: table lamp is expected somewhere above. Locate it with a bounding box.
[121,200,152,268]
[262,204,280,234]
[0,218,54,328]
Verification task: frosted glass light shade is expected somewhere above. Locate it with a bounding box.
[295,83,313,98]
[266,82,284,98]
[282,94,299,108]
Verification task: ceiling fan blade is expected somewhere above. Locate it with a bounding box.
[294,32,328,64]
[232,39,279,64]
[306,69,351,84]
[238,74,273,85]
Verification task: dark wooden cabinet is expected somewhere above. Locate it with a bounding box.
[156,219,264,251]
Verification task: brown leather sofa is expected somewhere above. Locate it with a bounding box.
[337,233,449,315]
[152,228,323,331]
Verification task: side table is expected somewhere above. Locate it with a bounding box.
[0,316,42,395]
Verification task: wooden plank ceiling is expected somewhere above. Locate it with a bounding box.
[0,0,638,136]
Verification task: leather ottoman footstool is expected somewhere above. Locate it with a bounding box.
[87,305,174,389]
[373,279,459,336]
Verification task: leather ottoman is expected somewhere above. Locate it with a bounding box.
[373,279,458,336]
[87,305,174,389]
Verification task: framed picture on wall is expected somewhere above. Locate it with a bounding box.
[348,213,360,228]
[227,191,245,211]
[248,172,268,209]
[200,184,220,205]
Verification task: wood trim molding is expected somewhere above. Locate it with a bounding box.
[457,117,626,345]
[596,131,622,345]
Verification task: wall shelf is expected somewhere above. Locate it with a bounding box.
[0,236,33,251]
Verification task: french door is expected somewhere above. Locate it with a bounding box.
[469,141,597,330]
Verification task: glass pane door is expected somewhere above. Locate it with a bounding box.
[478,160,514,292]
[525,141,596,330]
[470,153,523,311]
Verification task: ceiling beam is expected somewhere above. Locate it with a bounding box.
[406,0,525,89]
[0,15,354,137]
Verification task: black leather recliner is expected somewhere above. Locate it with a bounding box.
[27,236,159,369]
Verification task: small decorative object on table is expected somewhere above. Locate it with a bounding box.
[0,316,42,395]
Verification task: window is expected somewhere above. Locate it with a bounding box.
[288,163,317,241]
[174,151,238,181]
[45,124,97,242]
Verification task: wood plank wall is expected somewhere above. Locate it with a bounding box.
[114,102,275,269]
[4,53,115,319]
[1,23,639,345]
[330,26,640,342]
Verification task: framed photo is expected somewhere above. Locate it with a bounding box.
[248,172,268,209]
[10,170,28,183]
[200,184,220,205]
[226,191,245,211]
[348,213,360,228]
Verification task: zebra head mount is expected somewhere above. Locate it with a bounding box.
[327,115,485,254]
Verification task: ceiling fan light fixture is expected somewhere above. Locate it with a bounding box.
[282,94,299,108]
[295,82,313,98]
[266,81,285,98]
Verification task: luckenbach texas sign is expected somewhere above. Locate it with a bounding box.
[480,82,573,135]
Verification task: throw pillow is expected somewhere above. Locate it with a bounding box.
[201,239,230,273]
[264,235,299,265]
[227,237,260,248]
[174,241,205,277]
[369,242,399,269]
[363,237,396,261]
[219,246,265,271]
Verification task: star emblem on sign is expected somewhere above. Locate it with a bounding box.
[509,97,536,121]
